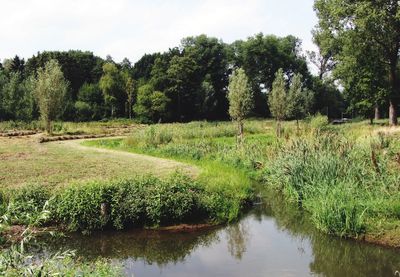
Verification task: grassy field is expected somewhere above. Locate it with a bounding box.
[1,118,400,248]
[0,135,196,189]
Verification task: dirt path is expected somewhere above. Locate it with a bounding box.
[56,137,199,177]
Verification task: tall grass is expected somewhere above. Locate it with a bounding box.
[264,131,400,237]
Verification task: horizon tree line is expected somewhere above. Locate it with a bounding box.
[1,27,392,126]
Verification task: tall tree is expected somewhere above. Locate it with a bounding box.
[314,0,400,125]
[99,62,124,117]
[228,68,253,144]
[34,60,68,133]
[166,55,200,121]
[123,73,136,119]
[1,72,35,120]
[269,69,287,137]
[230,34,310,116]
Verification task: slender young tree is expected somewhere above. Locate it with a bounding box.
[34,59,68,134]
[228,68,253,144]
[99,62,123,117]
[286,73,314,131]
[269,69,287,137]
[122,72,135,119]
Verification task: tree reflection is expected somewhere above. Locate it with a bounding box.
[226,221,250,260]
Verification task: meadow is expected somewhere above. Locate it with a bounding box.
[85,118,400,246]
[1,118,400,275]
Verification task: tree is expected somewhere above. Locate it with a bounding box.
[122,72,136,119]
[75,83,105,121]
[1,72,35,120]
[314,0,400,125]
[99,62,124,117]
[134,84,169,123]
[230,34,311,116]
[34,60,68,134]
[286,73,314,130]
[181,35,230,120]
[166,55,200,121]
[228,68,253,144]
[269,69,287,137]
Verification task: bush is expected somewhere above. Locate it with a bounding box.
[51,181,112,231]
[5,185,50,225]
[309,114,329,131]
[46,173,228,232]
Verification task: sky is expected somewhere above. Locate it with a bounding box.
[0,0,318,64]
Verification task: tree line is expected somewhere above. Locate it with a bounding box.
[0,33,345,125]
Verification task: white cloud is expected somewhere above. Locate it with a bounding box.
[0,0,318,64]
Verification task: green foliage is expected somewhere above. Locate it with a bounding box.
[228,68,253,122]
[134,84,170,123]
[230,33,310,116]
[269,69,287,121]
[228,68,253,142]
[286,73,314,121]
[75,83,105,121]
[0,226,122,276]
[2,185,50,226]
[0,72,35,121]
[45,173,229,232]
[309,114,329,130]
[314,0,400,125]
[99,62,125,117]
[34,59,68,133]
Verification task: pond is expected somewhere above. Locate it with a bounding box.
[36,189,400,277]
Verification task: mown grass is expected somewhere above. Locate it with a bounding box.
[0,135,194,188]
[85,119,400,244]
[0,118,138,135]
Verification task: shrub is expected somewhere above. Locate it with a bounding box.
[5,185,50,225]
[309,114,329,131]
[51,181,113,231]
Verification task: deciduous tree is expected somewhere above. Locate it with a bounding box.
[228,68,253,144]
[269,69,287,137]
[34,60,68,133]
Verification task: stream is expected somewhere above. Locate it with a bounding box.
[35,188,400,277]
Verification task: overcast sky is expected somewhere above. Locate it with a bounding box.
[0,0,318,64]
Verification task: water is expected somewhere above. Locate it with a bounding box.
[37,190,400,277]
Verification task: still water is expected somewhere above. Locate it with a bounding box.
[39,190,400,277]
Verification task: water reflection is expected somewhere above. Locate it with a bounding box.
[35,188,400,277]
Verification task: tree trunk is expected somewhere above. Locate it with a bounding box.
[111,105,115,118]
[374,105,380,121]
[389,55,399,126]
[276,119,281,138]
[389,99,398,126]
[46,120,52,135]
[237,120,244,145]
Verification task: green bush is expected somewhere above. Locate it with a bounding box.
[5,185,50,225]
[51,181,112,231]
[309,114,329,130]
